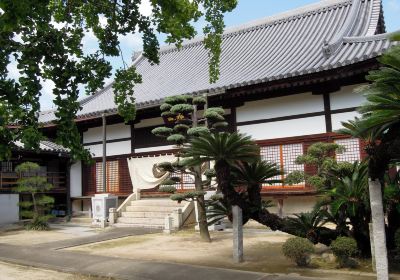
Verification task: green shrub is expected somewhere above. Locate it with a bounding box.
[187,126,209,136]
[282,237,314,267]
[167,134,186,144]
[212,121,228,129]
[170,191,206,203]
[330,237,358,267]
[203,110,224,121]
[174,124,190,133]
[26,215,51,230]
[152,127,173,137]
[192,96,207,105]
[160,103,172,112]
[170,104,194,114]
[161,111,176,118]
[163,95,190,105]
[159,186,177,193]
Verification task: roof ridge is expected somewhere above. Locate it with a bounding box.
[156,0,351,54]
[343,30,400,42]
[322,0,363,56]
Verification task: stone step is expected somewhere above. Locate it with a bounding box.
[131,199,185,207]
[117,217,165,225]
[112,223,164,229]
[121,211,167,218]
[125,205,180,212]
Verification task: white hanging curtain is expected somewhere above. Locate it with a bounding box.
[127,154,176,191]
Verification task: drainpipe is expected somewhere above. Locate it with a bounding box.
[102,112,107,193]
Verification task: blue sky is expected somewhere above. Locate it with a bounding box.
[37,0,400,110]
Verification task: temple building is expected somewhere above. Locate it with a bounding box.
[32,0,396,225]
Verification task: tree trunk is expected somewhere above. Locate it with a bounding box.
[194,165,211,242]
[369,179,389,280]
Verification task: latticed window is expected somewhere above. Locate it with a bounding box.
[1,162,13,172]
[334,138,361,162]
[96,161,120,193]
[260,143,304,187]
[164,171,195,190]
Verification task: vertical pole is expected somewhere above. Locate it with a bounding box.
[232,205,244,263]
[102,112,107,193]
[369,179,388,280]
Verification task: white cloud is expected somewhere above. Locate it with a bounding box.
[6,60,19,80]
[139,0,152,17]
[39,78,56,110]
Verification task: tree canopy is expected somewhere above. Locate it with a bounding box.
[0,0,237,161]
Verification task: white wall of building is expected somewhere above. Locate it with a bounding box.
[135,145,176,153]
[265,195,317,217]
[86,140,131,157]
[0,194,19,225]
[83,123,131,143]
[331,111,361,131]
[238,116,326,140]
[70,161,82,198]
[330,84,366,110]
[236,92,323,123]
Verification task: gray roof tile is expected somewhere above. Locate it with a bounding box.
[39,0,396,124]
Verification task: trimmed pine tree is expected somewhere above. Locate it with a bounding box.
[15,162,54,230]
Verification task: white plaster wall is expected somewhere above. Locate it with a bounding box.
[70,161,82,198]
[237,116,326,140]
[236,92,323,123]
[0,194,19,225]
[83,123,131,143]
[135,145,175,153]
[86,140,131,157]
[264,195,317,217]
[331,111,360,131]
[330,84,367,110]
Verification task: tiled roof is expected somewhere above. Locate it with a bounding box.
[13,140,70,154]
[39,0,395,124]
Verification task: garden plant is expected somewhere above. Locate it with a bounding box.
[15,162,54,230]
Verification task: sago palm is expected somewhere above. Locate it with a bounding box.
[182,132,260,201]
[327,161,369,217]
[231,160,281,211]
[339,33,400,276]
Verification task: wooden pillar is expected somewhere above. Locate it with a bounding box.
[66,160,72,221]
[323,92,332,133]
[102,112,107,193]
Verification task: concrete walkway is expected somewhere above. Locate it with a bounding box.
[0,243,318,280]
[34,225,160,249]
[0,225,328,280]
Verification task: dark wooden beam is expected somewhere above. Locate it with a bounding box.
[323,92,332,133]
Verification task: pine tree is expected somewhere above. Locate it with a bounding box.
[15,162,54,230]
[152,94,228,242]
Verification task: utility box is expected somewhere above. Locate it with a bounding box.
[91,193,118,226]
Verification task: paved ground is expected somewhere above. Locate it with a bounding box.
[0,224,320,280]
[0,261,106,280]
